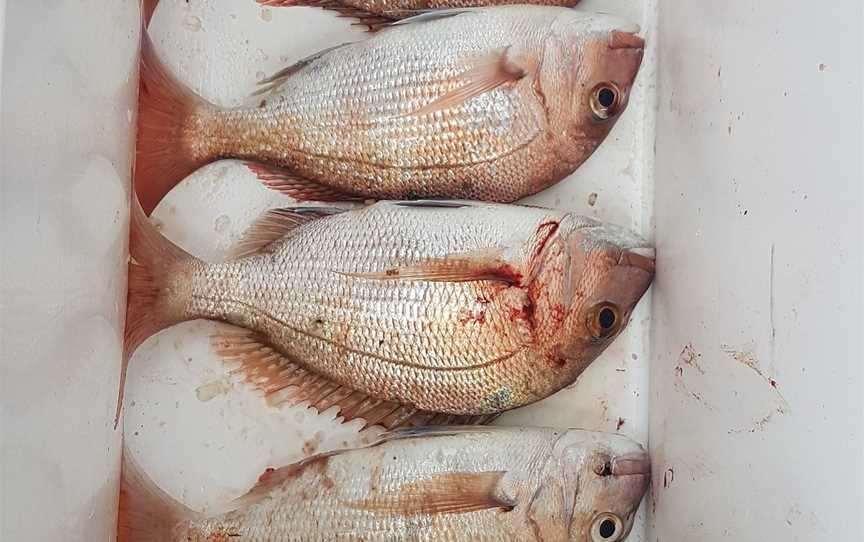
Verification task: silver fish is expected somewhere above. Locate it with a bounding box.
[135,7,644,214]
[119,426,650,541]
[122,199,654,428]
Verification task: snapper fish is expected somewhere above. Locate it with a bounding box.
[119,425,651,541]
[135,6,644,214]
[120,199,653,428]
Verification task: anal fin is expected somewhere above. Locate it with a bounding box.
[244,161,364,202]
[212,328,495,430]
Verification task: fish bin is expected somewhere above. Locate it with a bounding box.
[1,1,861,541]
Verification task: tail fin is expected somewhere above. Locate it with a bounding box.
[142,0,159,28]
[136,32,213,215]
[117,198,199,427]
[118,447,197,542]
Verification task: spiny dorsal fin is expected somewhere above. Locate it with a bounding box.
[244,161,364,202]
[403,46,526,118]
[388,8,476,27]
[342,248,523,284]
[229,206,344,259]
[211,328,500,430]
[253,41,354,96]
[393,200,471,209]
[347,471,516,516]
[234,452,339,508]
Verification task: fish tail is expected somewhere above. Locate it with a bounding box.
[136,31,213,215]
[117,197,199,427]
[142,0,158,27]
[119,446,196,542]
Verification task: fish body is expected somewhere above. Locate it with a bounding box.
[136,6,644,214]
[120,426,650,542]
[124,200,653,427]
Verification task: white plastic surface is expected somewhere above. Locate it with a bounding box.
[124,1,656,539]
[0,1,140,540]
[650,1,864,540]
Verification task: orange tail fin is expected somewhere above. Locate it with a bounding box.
[118,447,197,542]
[142,0,159,28]
[136,32,213,215]
[117,198,198,427]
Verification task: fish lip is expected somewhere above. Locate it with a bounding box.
[619,248,656,273]
[609,30,645,50]
[611,451,651,476]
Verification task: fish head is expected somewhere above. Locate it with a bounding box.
[552,430,650,541]
[544,12,644,160]
[546,217,653,376]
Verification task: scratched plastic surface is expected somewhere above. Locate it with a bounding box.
[123,0,656,538]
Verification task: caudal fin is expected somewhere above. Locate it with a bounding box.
[136,32,213,215]
[117,198,199,427]
[118,447,197,542]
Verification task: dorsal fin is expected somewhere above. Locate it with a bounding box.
[233,452,339,508]
[388,8,475,27]
[211,328,500,430]
[252,42,354,96]
[257,0,396,33]
[229,206,344,259]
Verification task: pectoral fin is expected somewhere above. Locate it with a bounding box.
[343,248,522,285]
[349,471,516,515]
[405,47,526,117]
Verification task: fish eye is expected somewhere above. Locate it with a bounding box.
[590,83,621,120]
[591,513,624,541]
[587,303,621,339]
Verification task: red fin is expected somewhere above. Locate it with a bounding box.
[256,0,395,32]
[142,0,159,28]
[118,447,196,542]
[212,328,498,430]
[228,206,344,259]
[136,33,213,215]
[405,47,526,117]
[234,452,338,508]
[344,248,522,284]
[244,161,364,202]
[253,43,353,96]
[120,198,197,427]
[348,471,515,516]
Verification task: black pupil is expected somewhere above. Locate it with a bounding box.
[597,87,616,108]
[599,519,617,538]
[598,307,616,330]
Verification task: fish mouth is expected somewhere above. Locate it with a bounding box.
[619,247,655,274]
[609,30,645,50]
[611,451,651,476]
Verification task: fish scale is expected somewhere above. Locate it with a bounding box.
[160,201,648,415]
[123,199,653,427]
[140,427,650,541]
[134,7,643,213]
